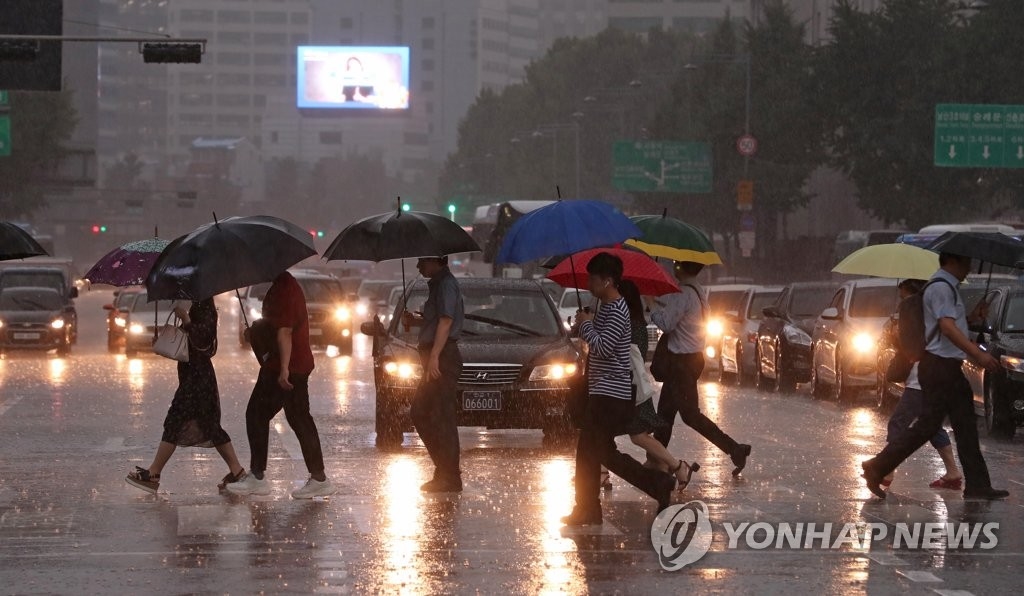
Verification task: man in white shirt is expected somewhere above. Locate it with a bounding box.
[649,261,752,476]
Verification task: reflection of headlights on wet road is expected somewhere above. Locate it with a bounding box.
[705,345,717,359]
[129,323,146,335]
[334,306,351,321]
[706,318,725,339]
[529,363,578,381]
[249,307,262,321]
[50,318,65,329]
[114,317,126,327]
[851,332,875,354]
[384,361,422,381]
[1000,355,1024,373]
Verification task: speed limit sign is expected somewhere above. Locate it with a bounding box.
[736,134,758,157]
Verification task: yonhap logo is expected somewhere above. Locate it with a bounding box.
[651,500,713,571]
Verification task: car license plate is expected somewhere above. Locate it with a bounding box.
[13,332,40,340]
[463,391,501,411]
[309,328,323,336]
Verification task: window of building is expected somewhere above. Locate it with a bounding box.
[422,59,435,71]
[217,93,251,107]
[422,38,435,50]
[254,11,287,24]
[180,72,212,86]
[180,113,213,125]
[180,93,213,107]
[180,9,213,23]
[255,53,286,67]
[217,10,251,24]
[216,52,251,66]
[425,101,434,114]
[340,17,353,29]
[403,132,428,145]
[421,80,435,92]
[217,72,251,86]
[271,131,279,144]
[255,32,287,45]
[319,131,343,145]
[255,74,287,87]
[291,34,309,45]
[422,17,435,29]
[254,95,267,108]
[290,12,309,25]
[217,114,250,127]
[217,31,250,45]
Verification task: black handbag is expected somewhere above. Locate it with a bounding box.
[650,334,672,382]
[246,318,279,366]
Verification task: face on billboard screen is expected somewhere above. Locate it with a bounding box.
[297,46,410,110]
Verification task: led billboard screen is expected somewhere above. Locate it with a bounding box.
[297,46,410,111]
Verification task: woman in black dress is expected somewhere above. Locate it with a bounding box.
[126,299,247,494]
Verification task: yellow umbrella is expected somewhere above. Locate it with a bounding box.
[832,243,939,280]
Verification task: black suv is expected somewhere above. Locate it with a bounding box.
[755,281,837,392]
[0,266,79,344]
[363,278,582,449]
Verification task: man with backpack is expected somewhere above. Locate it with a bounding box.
[862,253,1008,500]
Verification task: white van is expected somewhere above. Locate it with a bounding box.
[918,223,1018,234]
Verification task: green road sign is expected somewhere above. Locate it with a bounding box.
[0,91,8,105]
[0,115,10,157]
[612,141,712,193]
[934,104,1024,168]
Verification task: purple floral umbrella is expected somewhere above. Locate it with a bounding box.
[84,238,170,287]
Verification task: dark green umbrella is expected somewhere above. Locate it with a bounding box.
[625,212,722,265]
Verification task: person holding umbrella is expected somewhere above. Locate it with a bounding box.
[561,253,677,526]
[401,255,465,492]
[648,261,752,476]
[862,252,1008,500]
[228,269,336,499]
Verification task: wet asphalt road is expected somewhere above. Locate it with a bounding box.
[1,290,1023,595]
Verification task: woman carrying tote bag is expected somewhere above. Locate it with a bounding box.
[126,299,248,494]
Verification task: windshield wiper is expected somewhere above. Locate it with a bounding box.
[465,313,541,336]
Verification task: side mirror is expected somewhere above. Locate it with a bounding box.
[68,287,79,299]
[102,304,114,311]
[762,306,785,319]
[820,307,842,320]
[361,320,385,337]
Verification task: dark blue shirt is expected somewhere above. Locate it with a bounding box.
[419,267,464,346]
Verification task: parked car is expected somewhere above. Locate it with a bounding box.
[704,284,754,370]
[0,287,73,355]
[720,286,783,385]
[103,287,142,353]
[554,287,595,329]
[755,282,839,392]
[0,266,79,344]
[357,279,402,322]
[876,283,996,409]
[363,278,583,448]
[811,278,899,401]
[962,286,1024,438]
[237,270,357,355]
[124,292,176,356]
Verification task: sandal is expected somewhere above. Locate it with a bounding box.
[670,460,701,491]
[600,470,612,491]
[929,477,962,490]
[218,468,247,491]
[125,466,160,494]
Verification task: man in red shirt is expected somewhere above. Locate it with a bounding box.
[228,271,335,499]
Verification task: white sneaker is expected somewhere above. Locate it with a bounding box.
[291,477,336,499]
[225,473,270,496]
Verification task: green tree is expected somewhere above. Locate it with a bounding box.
[104,152,144,190]
[0,90,78,219]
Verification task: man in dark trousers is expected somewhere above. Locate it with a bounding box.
[862,253,1009,500]
[228,270,335,499]
[649,261,752,475]
[403,256,465,492]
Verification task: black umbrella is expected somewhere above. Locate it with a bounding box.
[146,215,316,303]
[0,222,48,261]
[322,201,480,262]
[926,232,1024,268]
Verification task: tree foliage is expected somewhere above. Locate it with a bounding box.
[0,90,78,219]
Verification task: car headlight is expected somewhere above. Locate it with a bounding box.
[50,318,65,329]
[334,306,351,321]
[783,325,811,346]
[851,332,875,354]
[1000,355,1024,373]
[384,360,423,381]
[129,323,146,335]
[529,363,578,381]
[114,316,126,327]
[355,302,369,317]
[249,307,262,321]
[0,319,5,329]
[706,318,724,339]
[705,345,717,359]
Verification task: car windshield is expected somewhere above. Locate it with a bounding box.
[708,290,745,314]
[298,279,343,303]
[359,281,397,302]
[849,286,897,318]
[1001,295,1024,332]
[395,287,560,338]
[747,291,782,320]
[0,272,64,293]
[131,293,177,314]
[790,287,835,317]
[0,289,62,311]
[114,291,139,309]
[560,290,594,309]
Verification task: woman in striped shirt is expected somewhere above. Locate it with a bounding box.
[562,253,678,527]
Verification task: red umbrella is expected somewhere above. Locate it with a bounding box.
[546,247,680,296]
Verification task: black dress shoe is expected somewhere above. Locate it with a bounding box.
[963,487,1010,500]
[861,461,887,499]
[731,444,752,476]
[561,508,602,526]
[420,477,463,493]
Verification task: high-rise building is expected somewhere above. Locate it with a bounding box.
[164,0,313,157]
[749,0,882,45]
[537,0,608,48]
[606,0,750,35]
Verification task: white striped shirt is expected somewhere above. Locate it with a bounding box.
[580,297,633,401]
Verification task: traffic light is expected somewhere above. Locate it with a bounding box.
[447,204,456,214]
[309,229,325,238]
[91,224,107,234]
[401,203,411,212]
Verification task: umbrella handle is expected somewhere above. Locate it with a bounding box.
[236,288,249,328]
[569,253,582,310]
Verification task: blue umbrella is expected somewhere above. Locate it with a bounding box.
[495,200,641,264]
